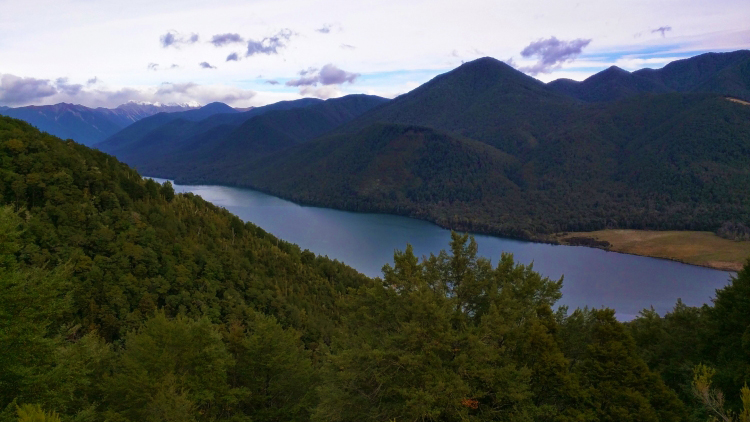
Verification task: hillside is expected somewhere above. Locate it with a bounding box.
[102,94,388,176]
[95,97,331,159]
[335,57,579,155]
[549,50,750,102]
[0,101,197,146]
[2,115,749,421]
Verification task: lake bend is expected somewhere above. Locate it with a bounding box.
[153,178,734,320]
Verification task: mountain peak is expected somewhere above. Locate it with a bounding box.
[455,56,521,77]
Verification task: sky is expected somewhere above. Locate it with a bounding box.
[0,0,748,108]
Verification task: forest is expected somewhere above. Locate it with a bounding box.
[2,114,750,422]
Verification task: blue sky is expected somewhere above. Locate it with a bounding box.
[0,0,748,107]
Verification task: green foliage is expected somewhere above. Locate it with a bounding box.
[565,309,685,422]
[316,233,591,421]
[2,115,747,422]
[225,314,317,422]
[105,313,234,421]
[15,404,61,422]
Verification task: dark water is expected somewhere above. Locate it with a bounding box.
[154,178,734,320]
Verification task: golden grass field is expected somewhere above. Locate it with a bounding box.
[727,97,750,106]
[554,230,750,272]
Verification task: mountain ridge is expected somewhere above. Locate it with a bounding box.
[0,101,200,145]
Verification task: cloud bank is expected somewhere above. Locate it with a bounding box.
[518,36,592,75]
[0,73,256,108]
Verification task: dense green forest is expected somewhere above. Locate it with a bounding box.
[2,118,750,421]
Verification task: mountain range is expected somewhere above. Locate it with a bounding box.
[0,101,199,146]
[87,50,750,237]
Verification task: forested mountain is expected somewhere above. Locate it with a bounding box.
[0,101,198,146]
[95,97,330,158]
[97,94,388,173]
[1,115,748,421]
[146,57,750,239]
[549,50,750,102]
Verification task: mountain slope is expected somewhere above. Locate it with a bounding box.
[336,57,579,154]
[102,94,388,177]
[549,50,750,102]
[548,66,670,102]
[0,101,197,146]
[96,98,325,158]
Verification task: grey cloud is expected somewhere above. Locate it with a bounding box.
[199,62,217,69]
[160,31,200,48]
[519,36,591,75]
[285,64,359,87]
[226,52,240,62]
[161,32,176,47]
[147,63,159,71]
[316,25,332,34]
[0,74,57,105]
[319,64,359,84]
[1,73,256,108]
[86,77,99,85]
[285,76,320,87]
[170,64,180,69]
[652,26,672,37]
[340,44,356,50]
[299,67,318,76]
[211,33,244,47]
[265,80,280,85]
[55,78,83,95]
[246,29,294,56]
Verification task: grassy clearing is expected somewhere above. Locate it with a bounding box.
[727,97,750,106]
[553,230,750,271]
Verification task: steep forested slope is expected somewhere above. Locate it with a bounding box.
[0,115,371,342]
[1,115,748,422]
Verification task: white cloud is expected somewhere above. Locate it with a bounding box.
[0,0,748,106]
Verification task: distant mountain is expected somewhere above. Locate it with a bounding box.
[548,50,750,102]
[98,95,388,176]
[96,98,324,158]
[0,101,199,146]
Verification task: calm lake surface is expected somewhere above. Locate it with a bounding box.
[154,178,733,320]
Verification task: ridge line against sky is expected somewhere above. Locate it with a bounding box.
[0,0,748,108]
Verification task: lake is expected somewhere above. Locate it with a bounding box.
[153,178,734,320]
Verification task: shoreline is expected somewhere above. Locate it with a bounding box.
[150,175,746,273]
